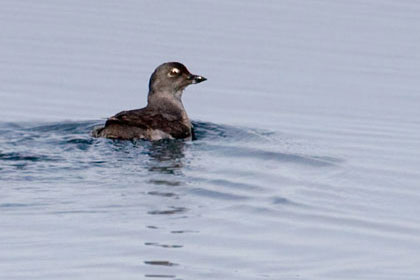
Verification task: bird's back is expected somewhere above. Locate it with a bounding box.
[92,107,192,140]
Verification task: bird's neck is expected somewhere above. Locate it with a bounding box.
[147,90,190,124]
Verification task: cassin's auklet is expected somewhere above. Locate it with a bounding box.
[92,62,206,140]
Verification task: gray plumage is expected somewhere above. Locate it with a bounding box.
[92,62,206,140]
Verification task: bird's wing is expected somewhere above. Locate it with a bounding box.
[105,108,162,129]
[104,108,190,138]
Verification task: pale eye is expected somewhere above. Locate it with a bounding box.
[169,68,180,77]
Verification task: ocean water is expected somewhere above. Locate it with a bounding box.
[1,1,420,279]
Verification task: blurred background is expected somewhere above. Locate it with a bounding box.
[1,0,418,127]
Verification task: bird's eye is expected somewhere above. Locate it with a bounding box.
[168,68,181,77]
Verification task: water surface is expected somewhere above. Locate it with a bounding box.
[1,1,420,279]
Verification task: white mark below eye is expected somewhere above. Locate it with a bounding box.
[169,68,180,76]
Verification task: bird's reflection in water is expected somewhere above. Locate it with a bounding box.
[141,139,189,279]
[143,139,187,213]
[144,139,186,175]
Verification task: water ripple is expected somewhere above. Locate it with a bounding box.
[1,119,415,280]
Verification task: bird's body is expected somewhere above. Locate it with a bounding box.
[93,105,192,140]
[92,62,206,141]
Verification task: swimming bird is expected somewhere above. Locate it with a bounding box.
[92,62,206,140]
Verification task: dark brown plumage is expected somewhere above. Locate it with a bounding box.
[92,62,206,140]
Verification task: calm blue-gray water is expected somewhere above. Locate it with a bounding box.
[1,1,420,279]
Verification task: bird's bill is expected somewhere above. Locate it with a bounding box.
[189,74,207,84]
